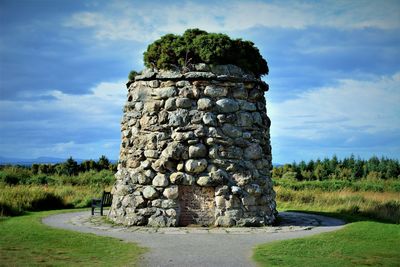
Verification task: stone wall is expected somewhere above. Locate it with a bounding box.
[108,64,277,227]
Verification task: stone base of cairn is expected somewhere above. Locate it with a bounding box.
[108,64,277,227]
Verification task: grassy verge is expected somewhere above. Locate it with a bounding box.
[276,186,400,223]
[253,221,400,267]
[253,188,400,266]
[0,185,110,216]
[0,209,146,266]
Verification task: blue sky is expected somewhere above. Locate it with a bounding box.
[0,0,399,163]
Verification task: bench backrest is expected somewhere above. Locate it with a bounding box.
[101,191,113,206]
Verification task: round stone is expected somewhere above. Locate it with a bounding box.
[188,144,207,158]
[197,176,212,186]
[176,97,192,109]
[244,143,263,160]
[152,174,169,187]
[163,186,179,199]
[143,186,158,199]
[215,98,239,113]
[197,98,213,110]
[204,85,228,97]
[185,159,208,173]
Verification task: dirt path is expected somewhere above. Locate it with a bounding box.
[43,211,345,267]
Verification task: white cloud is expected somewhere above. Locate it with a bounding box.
[64,0,400,42]
[0,80,126,159]
[268,72,400,140]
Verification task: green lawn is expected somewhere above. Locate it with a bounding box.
[253,216,400,267]
[0,210,146,266]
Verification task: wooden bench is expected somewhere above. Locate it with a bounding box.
[91,191,112,216]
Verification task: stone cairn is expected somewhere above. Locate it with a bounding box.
[108,64,277,227]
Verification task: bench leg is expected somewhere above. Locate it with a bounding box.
[100,206,103,216]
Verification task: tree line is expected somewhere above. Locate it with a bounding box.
[1,155,117,176]
[272,155,400,181]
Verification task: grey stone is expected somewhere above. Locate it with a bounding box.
[144,150,159,158]
[210,64,244,76]
[152,87,177,99]
[202,112,217,126]
[161,199,178,208]
[252,112,263,125]
[143,186,158,199]
[238,100,257,111]
[210,169,228,184]
[204,85,228,98]
[184,72,216,79]
[246,184,262,196]
[144,169,156,179]
[179,86,200,99]
[248,88,262,101]
[141,160,152,169]
[197,176,212,186]
[214,216,235,227]
[176,97,192,109]
[244,143,263,160]
[148,215,167,227]
[197,98,213,110]
[124,214,146,226]
[170,172,185,184]
[232,85,248,99]
[216,98,239,113]
[188,144,207,158]
[152,174,169,187]
[148,80,160,88]
[164,98,176,111]
[215,185,229,196]
[221,124,242,138]
[182,173,195,185]
[144,101,161,113]
[242,195,256,206]
[168,109,189,127]
[215,195,226,208]
[135,68,156,80]
[185,159,208,173]
[161,141,187,160]
[237,112,253,127]
[172,131,195,141]
[137,173,150,185]
[156,70,183,79]
[237,217,261,227]
[163,185,179,199]
[151,199,162,207]
[231,186,242,195]
[176,80,190,87]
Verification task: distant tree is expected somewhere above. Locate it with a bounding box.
[97,155,110,171]
[80,160,97,172]
[64,157,79,176]
[31,164,39,175]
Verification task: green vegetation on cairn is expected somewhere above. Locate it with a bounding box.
[0,210,146,266]
[143,28,269,77]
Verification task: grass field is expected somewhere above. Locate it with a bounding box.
[253,220,400,267]
[0,210,146,266]
[253,186,400,266]
[275,186,400,223]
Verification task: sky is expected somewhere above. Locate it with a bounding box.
[0,0,399,164]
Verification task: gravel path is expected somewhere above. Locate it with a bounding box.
[43,211,345,267]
